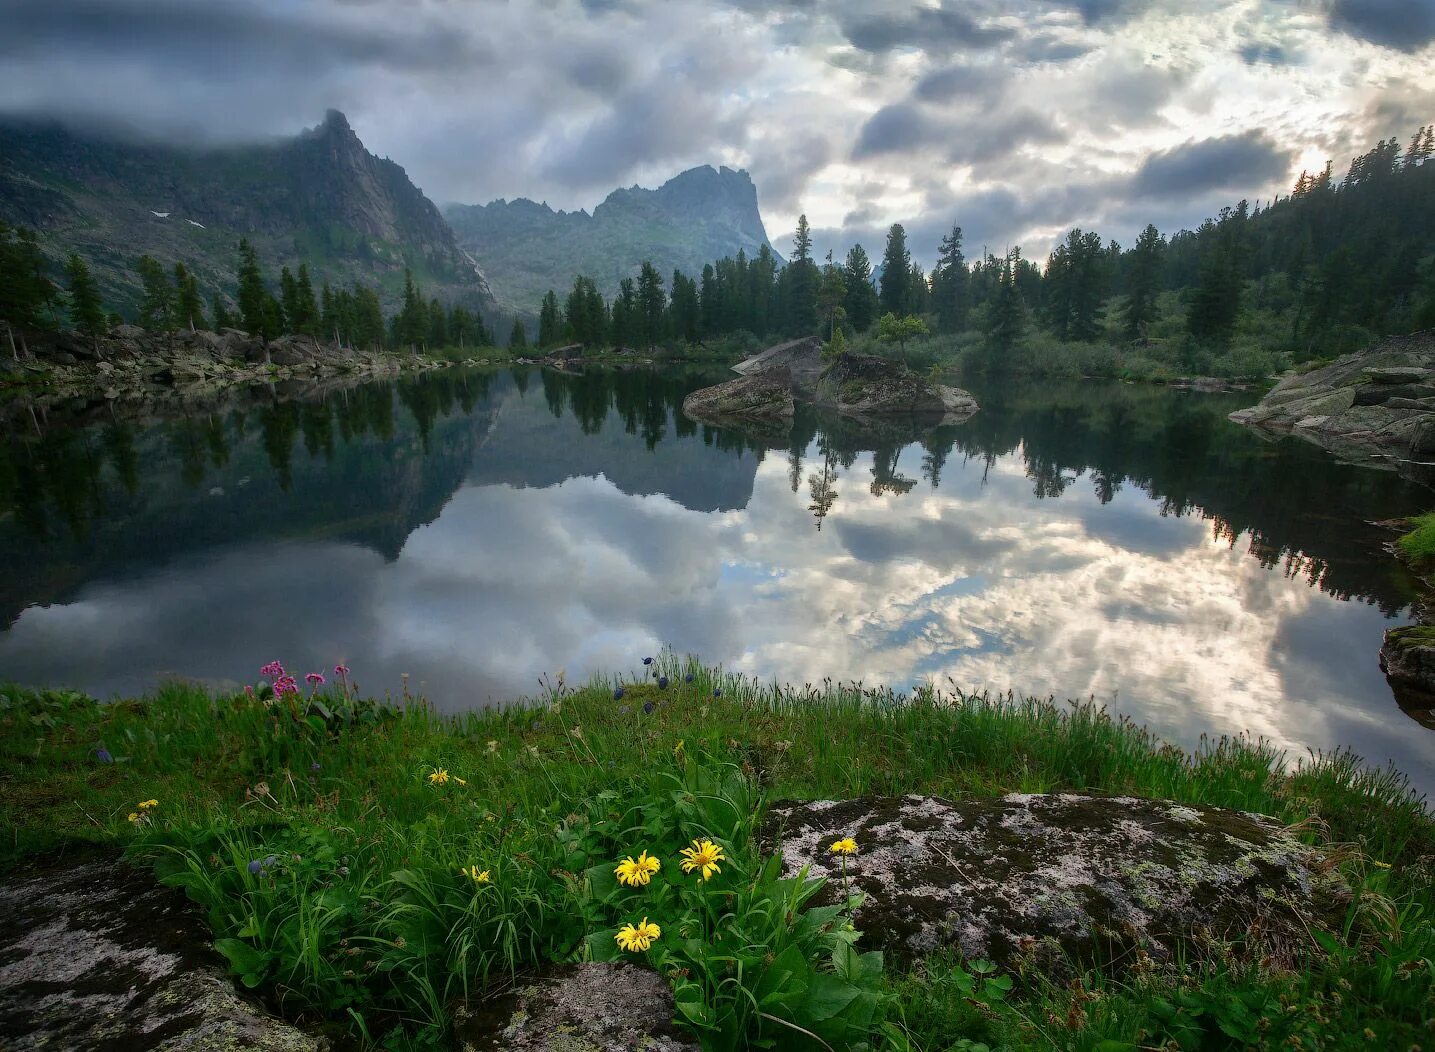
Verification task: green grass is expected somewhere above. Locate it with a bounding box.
[1397,513,1435,573]
[3,663,1432,1050]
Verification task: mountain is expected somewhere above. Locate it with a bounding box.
[0,110,492,316]
[444,165,781,314]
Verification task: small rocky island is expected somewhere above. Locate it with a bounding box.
[681,336,979,425]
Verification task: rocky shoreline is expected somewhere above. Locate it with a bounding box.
[1228,329,1435,486]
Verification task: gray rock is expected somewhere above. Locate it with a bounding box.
[732,336,825,398]
[765,794,1346,972]
[0,852,325,1050]
[1230,330,1435,476]
[682,367,795,422]
[814,352,978,422]
[453,963,698,1051]
[1379,626,1435,730]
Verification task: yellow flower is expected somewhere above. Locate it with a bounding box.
[673,740,685,761]
[1371,860,1391,869]
[138,799,159,809]
[678,839,725,881]
[127,812,140,823]
[615,850,662,887]
[614,917,661,953]
[453,775,467,786]
[829,837,858,856]
[459,865,491,884]
[487,740,499,753]
[428,769,449,785]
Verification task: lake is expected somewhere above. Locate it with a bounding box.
[3,366,1433,792]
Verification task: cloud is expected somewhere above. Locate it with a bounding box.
[1130,131,1295,199]
[1327,0,1435,53]
[839,6,1016,53]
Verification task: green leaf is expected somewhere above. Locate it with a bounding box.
[584,861,619,900]
[214,937,271,979]
[802,972,861,1022]
[584,929,620,962]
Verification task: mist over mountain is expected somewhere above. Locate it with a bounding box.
[444,165,781,315]
[0,110,492,315]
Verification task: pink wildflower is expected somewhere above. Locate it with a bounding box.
[334,664,350,678]
[244,685,255,698]
[305,672,326,687]
[273,675,300,698]
[260,661,285,680]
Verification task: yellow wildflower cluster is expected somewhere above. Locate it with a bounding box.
[458,865,491,884]
[609,838,728,954]
[427,768,466,786]
[127,798,160,824]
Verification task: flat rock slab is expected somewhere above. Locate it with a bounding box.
[454,963,698,1051]
[765,794,1346,972]
[731,336,825,398]
[0,851,324,1051]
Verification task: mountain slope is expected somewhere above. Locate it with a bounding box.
[444,165,780,314]
[0,111,492,316]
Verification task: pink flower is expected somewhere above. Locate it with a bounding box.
[305,672,326,687]
[244,685,255,698]
[260,661,285,680]
[273,675,300,698]
[334,664,350,678]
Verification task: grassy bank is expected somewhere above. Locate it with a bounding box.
[3,660,1432,1050]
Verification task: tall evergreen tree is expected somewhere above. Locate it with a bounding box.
[878,224,911,318]
[0,223,57,341]
[1043,228,1105,341]
[784,215,819,335]
[428,296,448,347]
[136,255,174,333]
[611,278,638,348]
[396,270,428,348]
[983,249,1027,366]
[173,263,206,332]
[1122,224,1165,338]
[292,264,319,336]
[816,262,847,341]
[842,244,879,333]
[64,254,106,337]
[637,261,666,348]
[508,317,528,349]
[669,270,701,343]
[212,295,234,331]
[537,290,561,347]
[235,239,272,339]
[931,226,969,333]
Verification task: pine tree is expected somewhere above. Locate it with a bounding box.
[235,240,272,338]
[292,264,319,336]
[1043,228,1105,341]
[509,317,528,349]
[637,261,666,349]
[279,267,300,334]
[1122,224,1165,339]
[212,295,234,331]
[173,263,206,332]
[931,226,969,333]
[816,263,847,341]
[907,262,930,316]
[842,244,879,333]
[611,278,637,348]
[538,290,561,347]
[64,254,106,337]
[783,215,819,335]
[793,214,813,263]
[0,223,57,341]
[136,255,175,333]
[669,270,701,343]
[428,297,448,348]
[397,270,428,349]
[983,249,1027,365]
[878,224,911,317]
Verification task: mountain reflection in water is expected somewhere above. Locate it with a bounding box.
[1,365,1431,790]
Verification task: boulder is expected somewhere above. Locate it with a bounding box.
[453,963,698,1051]
[732,336,825,397]
[0,851,325,1050]
[814,352,978,421]
[1380,626,1435,730]
[1230,330,1435,475]
[765,794,1346,972]
[681,367,795,422]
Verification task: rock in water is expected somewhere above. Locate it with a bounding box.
[1380,625,1435,730]
[453,963,698,1051]
[731,336,826,398]
[681,367,795,422]
[0,852,325,1050]
[813,352,978,420]
[1228,330,1435,476]
[765,794,1346,972]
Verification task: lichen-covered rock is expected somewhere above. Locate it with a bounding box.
[1229,330,1435,474]
[0,851,325,1051]
[765,794,1346,973]
[453,963,698,1051]
[681,367,795,422]
[814,352,978,421]
[1380,625,1435,730]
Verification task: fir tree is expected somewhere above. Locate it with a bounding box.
[292,264,319,336]
[174,263,206,332]
[637,261,666,349]
[212,295,234,331]
[816,262,847,341]
[931,226,968,333]
[1122,224,1165,339]
[136,255,174,333]
[842,244,879,333]
[878,224,911,318]
[235,239,271,339]
[428,297,448,348]
[538,290,561,347]
[64,254,106,337]
[509,317,528,349]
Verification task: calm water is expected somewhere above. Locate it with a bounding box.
[3,366,1433,791]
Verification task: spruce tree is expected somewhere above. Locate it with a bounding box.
[428,297,448,348]
[173,263,206,332]
[292,264,319,336]
[64,254,106,337]
[0,223,57,338]
[983,249,1027,366]
[878,224,911,317]
[1122,224,1165,339]
[397,270,428,349]
[538,290,561,347]
[784,215,818,335]
[509,317,528,349]
[637,261,666,349]
[816,263,847,341]
[235,240,270,338]
[931,226,969,333]
[842,244,879,333]
[136,255,174,333]
[212,295,234,331]
[280,267,300,334]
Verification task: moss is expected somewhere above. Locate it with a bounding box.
[1396,512,1435,571]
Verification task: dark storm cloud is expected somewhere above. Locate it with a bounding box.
[914,64,996,103]
[1327,0,1435,52]
[1130,132,1294,198]
[1239,42,1293,64]
[853,98,1067,166]
[852,103,936,158]
[840,6,1015,53]
[0,0,490,76]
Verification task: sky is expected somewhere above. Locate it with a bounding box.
[1,0,1433,265]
